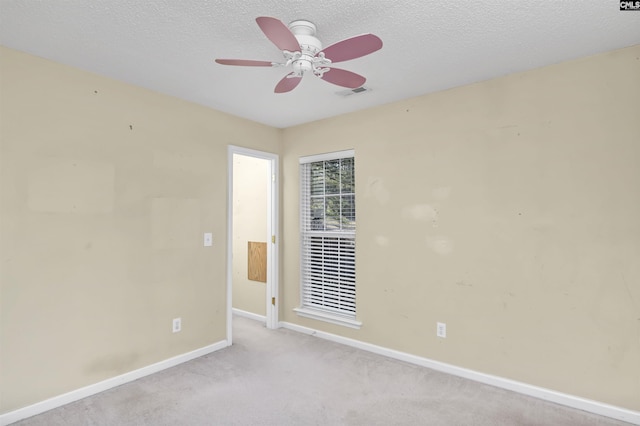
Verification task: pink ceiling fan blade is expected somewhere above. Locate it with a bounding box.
[256,17,300,52]
[320,34,383,63]
[215,59,274,67]
[320,68,366,88]
[275,73,302,93]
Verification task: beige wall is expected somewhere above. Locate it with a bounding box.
[232,154,268,316]
[281,45,640,411]
[0,47,280,413]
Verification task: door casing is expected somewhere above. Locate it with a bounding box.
[227,145,279,345]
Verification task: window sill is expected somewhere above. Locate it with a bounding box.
[293,307,362,330]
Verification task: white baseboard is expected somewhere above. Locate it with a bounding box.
[232,308,266,323]
[0,340,228,426]
[279,321,640,425]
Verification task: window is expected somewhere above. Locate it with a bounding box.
[295,150,361,329]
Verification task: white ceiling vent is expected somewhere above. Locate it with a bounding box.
[336,86,372,97]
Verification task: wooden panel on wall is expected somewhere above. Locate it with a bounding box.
[248,241,267,283]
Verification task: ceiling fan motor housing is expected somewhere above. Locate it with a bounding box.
[288,20,328,77]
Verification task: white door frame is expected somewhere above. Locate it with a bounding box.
[227,145,279,345]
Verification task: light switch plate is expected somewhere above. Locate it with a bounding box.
[204,233,213,247]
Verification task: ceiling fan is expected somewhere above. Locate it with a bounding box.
[215,17,383,93]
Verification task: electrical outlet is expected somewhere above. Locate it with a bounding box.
[172,318,181,333]
[437,322,446,338]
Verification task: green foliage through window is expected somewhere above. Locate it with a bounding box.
[309,157,355,231]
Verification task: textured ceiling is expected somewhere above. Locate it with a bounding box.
[1,1,639,128]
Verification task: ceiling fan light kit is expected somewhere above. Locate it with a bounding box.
[215,17,383,93]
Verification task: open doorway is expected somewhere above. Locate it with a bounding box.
[227,146,279,345]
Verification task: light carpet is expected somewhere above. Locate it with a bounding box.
[13,315,633,425]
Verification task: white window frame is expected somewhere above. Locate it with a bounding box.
[294,150,361,329]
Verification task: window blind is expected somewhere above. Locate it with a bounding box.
[300,152,356,317]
